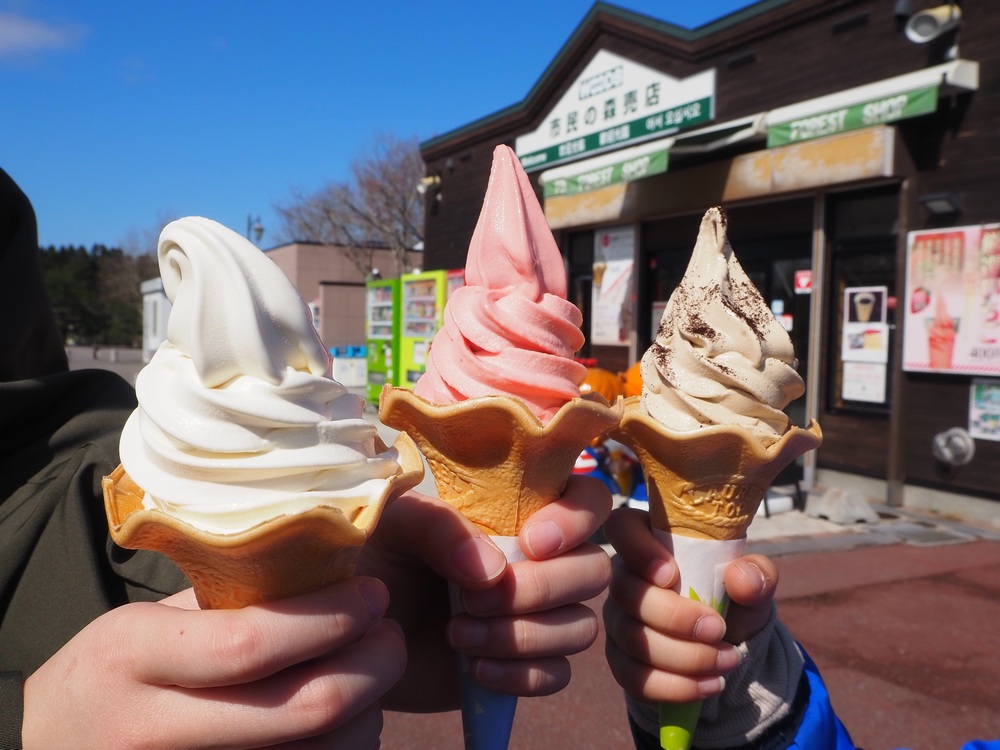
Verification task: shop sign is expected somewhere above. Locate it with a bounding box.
[903,224,1000,376]
[516,50,714,170]
[767,85,938,147]
[542,149,668,198]
[794,269,812,294]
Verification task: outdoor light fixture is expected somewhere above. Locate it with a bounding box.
[932,427,975,467]
[919,192,962,216]
[416,175,441,195]
[247,214,264,243]
[904,3,961,44]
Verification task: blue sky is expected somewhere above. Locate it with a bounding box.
[2,1,754,250]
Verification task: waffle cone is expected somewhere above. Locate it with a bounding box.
[614,397,822,541]
[103,433,424,609]
[379,386,622,536]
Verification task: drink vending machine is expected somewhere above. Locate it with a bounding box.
[398,270,449,388]
[365,278,400,404]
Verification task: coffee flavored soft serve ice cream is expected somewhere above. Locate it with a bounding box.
[641,208,806,447]
[104,217,423,609]
[379,145,621,537]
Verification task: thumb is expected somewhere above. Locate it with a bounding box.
[723,554,778,644]
[368,490,509,589]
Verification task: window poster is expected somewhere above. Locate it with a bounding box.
[842,361,888,404]
[969,379,1000,441]
[842,286,889,364]
[903,224,1000,375]
[591,225,635,346]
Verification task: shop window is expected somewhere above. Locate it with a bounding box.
[566,231,595,358]
[825,186,899,415]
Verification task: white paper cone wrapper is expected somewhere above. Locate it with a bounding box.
[650,530,747,612]
[450,535,525,750]
[650,529,747,750]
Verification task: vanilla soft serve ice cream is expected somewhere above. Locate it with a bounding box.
[119,217,400,534]
[640,207,805,446]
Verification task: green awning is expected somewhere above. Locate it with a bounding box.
[671,113,766,152]
[538,138,672,198]
[536,114,766,198]
[766,59,978,147]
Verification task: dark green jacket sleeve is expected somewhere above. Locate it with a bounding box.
[0,672,23,750]
[1,370,188,678]
[0,167,186,749]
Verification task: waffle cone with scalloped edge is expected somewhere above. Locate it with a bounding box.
[614,397,822,541]
[103,432,424,609]
[379,386,622,536]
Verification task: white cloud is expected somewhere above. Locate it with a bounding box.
[0,10,87,62]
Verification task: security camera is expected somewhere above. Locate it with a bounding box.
[905,4,961,44]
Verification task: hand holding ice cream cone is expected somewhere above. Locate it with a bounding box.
[380,145,621,748]
[611,208,820,749]
[105,217,424,609]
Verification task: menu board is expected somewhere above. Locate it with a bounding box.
[903,224,1000,375]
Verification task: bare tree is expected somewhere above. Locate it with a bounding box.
[276,133,424,278]
[119,212,176,282]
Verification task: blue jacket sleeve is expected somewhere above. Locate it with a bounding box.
[628,649,996,750]
[788,656,997,750]
[788,652,855,749]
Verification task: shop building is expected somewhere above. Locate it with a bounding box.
[418,0,999,510]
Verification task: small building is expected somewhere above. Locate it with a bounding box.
[265,241,422,350]
[140,242,421,365]
[417,0,999,513]
[139,277,170,363]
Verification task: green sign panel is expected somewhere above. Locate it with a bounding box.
[542,149,669,198]
[520,96,711,170]
[767,85,938,147]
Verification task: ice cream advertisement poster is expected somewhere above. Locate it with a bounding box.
[969,379,1000,441]
[841,286,888,364]
[903,224,1000,376]
[591,225,635,345]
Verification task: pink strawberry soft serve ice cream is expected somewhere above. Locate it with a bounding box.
[413,145,587,422]
[119,217,401,534]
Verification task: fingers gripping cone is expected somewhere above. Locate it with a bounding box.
[380,385,622,749]
[103,433,424,610]
[615,397,822,749]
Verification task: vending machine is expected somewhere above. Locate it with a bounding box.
[446,268,465,299]
[365,278,400,404]
[398,270,448,388]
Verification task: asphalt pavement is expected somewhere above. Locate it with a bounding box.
[75,348,1000,750]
